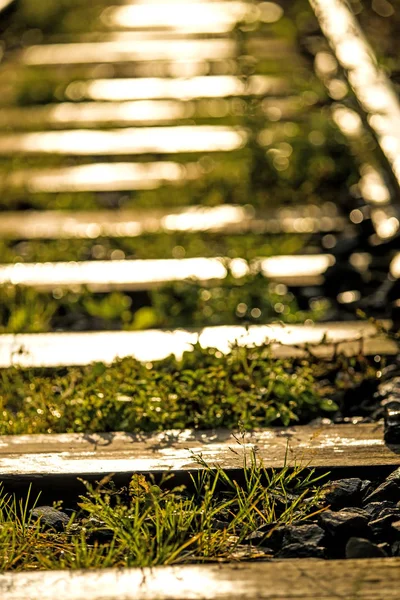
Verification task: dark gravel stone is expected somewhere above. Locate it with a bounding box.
[277,543,325,559]
[322,478,363,508]
[30,506,70,531]
[340,507,370,518]
[211,519,230,530]
[363,501,398,519]
[376,506,400,519]
[345,537,387,559]
[265,525,288,550]
[377,376,400,397]
[382,364,400,381]
[392,540,400,556]
[319,509,369,539]
[378,542,392,554]
[391,520,400,537]
[369,510,400,539]
[81,517,114,544]
[245,530,266,544]
[360,480,372,498]
[363,467,400,503]
[245,524,285,549]
[282,524,325,547]
[86,528,114,545]
[384,400,400,444]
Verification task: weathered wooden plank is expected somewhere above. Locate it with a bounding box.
[0,424,398,477]
[0,161,200,194]
[0,321,395,367]
[0,254,334,290]
[0,97,307,129]
[0,100,193,128]
[19,38,295,65]
[0,125,247,156]
[20,39,238,64]
[0,423,398,502]
[1,558,400,600]
[0,204,345,238]
[101,2,278,35]
[63,74,280,102]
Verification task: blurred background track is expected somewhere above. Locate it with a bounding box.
[0,0,399,342]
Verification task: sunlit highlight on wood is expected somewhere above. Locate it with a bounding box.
[22,39,237,64]
[0,255,335,290]
[0,126,247,155]
[66,75,283,102]
[0,204,346,238]
[102,1,283,33]
[0,320,394,368]
[2,161,200,192]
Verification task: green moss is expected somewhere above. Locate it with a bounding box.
[0,342,379,435]
[0,263,323,334]
[0,232,304,263]
[1,0,108,44]
[149,272,325,329]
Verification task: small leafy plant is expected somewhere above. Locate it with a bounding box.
[0,342,380,435]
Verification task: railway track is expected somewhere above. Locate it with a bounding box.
[1,0,400,597]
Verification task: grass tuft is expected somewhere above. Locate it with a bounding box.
[0,446,328,571]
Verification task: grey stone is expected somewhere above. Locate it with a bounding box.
[375,506,400,519]
[322,478,363,508]
[245,530,266,543]
[282,524,325,547]
[369,510,400,539]
[245,524,285,549]
[360,480,372,498]
[86,527,114,545]
[345,537,387,559]
[380,366,400,381]
[340,507,370,518]
[391,520,400,537]
[378,542,391,554]
[80,516,114,544]
[319,509,369,539]
[392,540,400,556]
[377,375,400,397]
[384,400,400,444]
[277,543,325,559]
[363,501,397,519]
[30,506,70,531]
[363,467,400,503]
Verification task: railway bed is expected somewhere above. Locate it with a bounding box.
[1,0,400,597]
